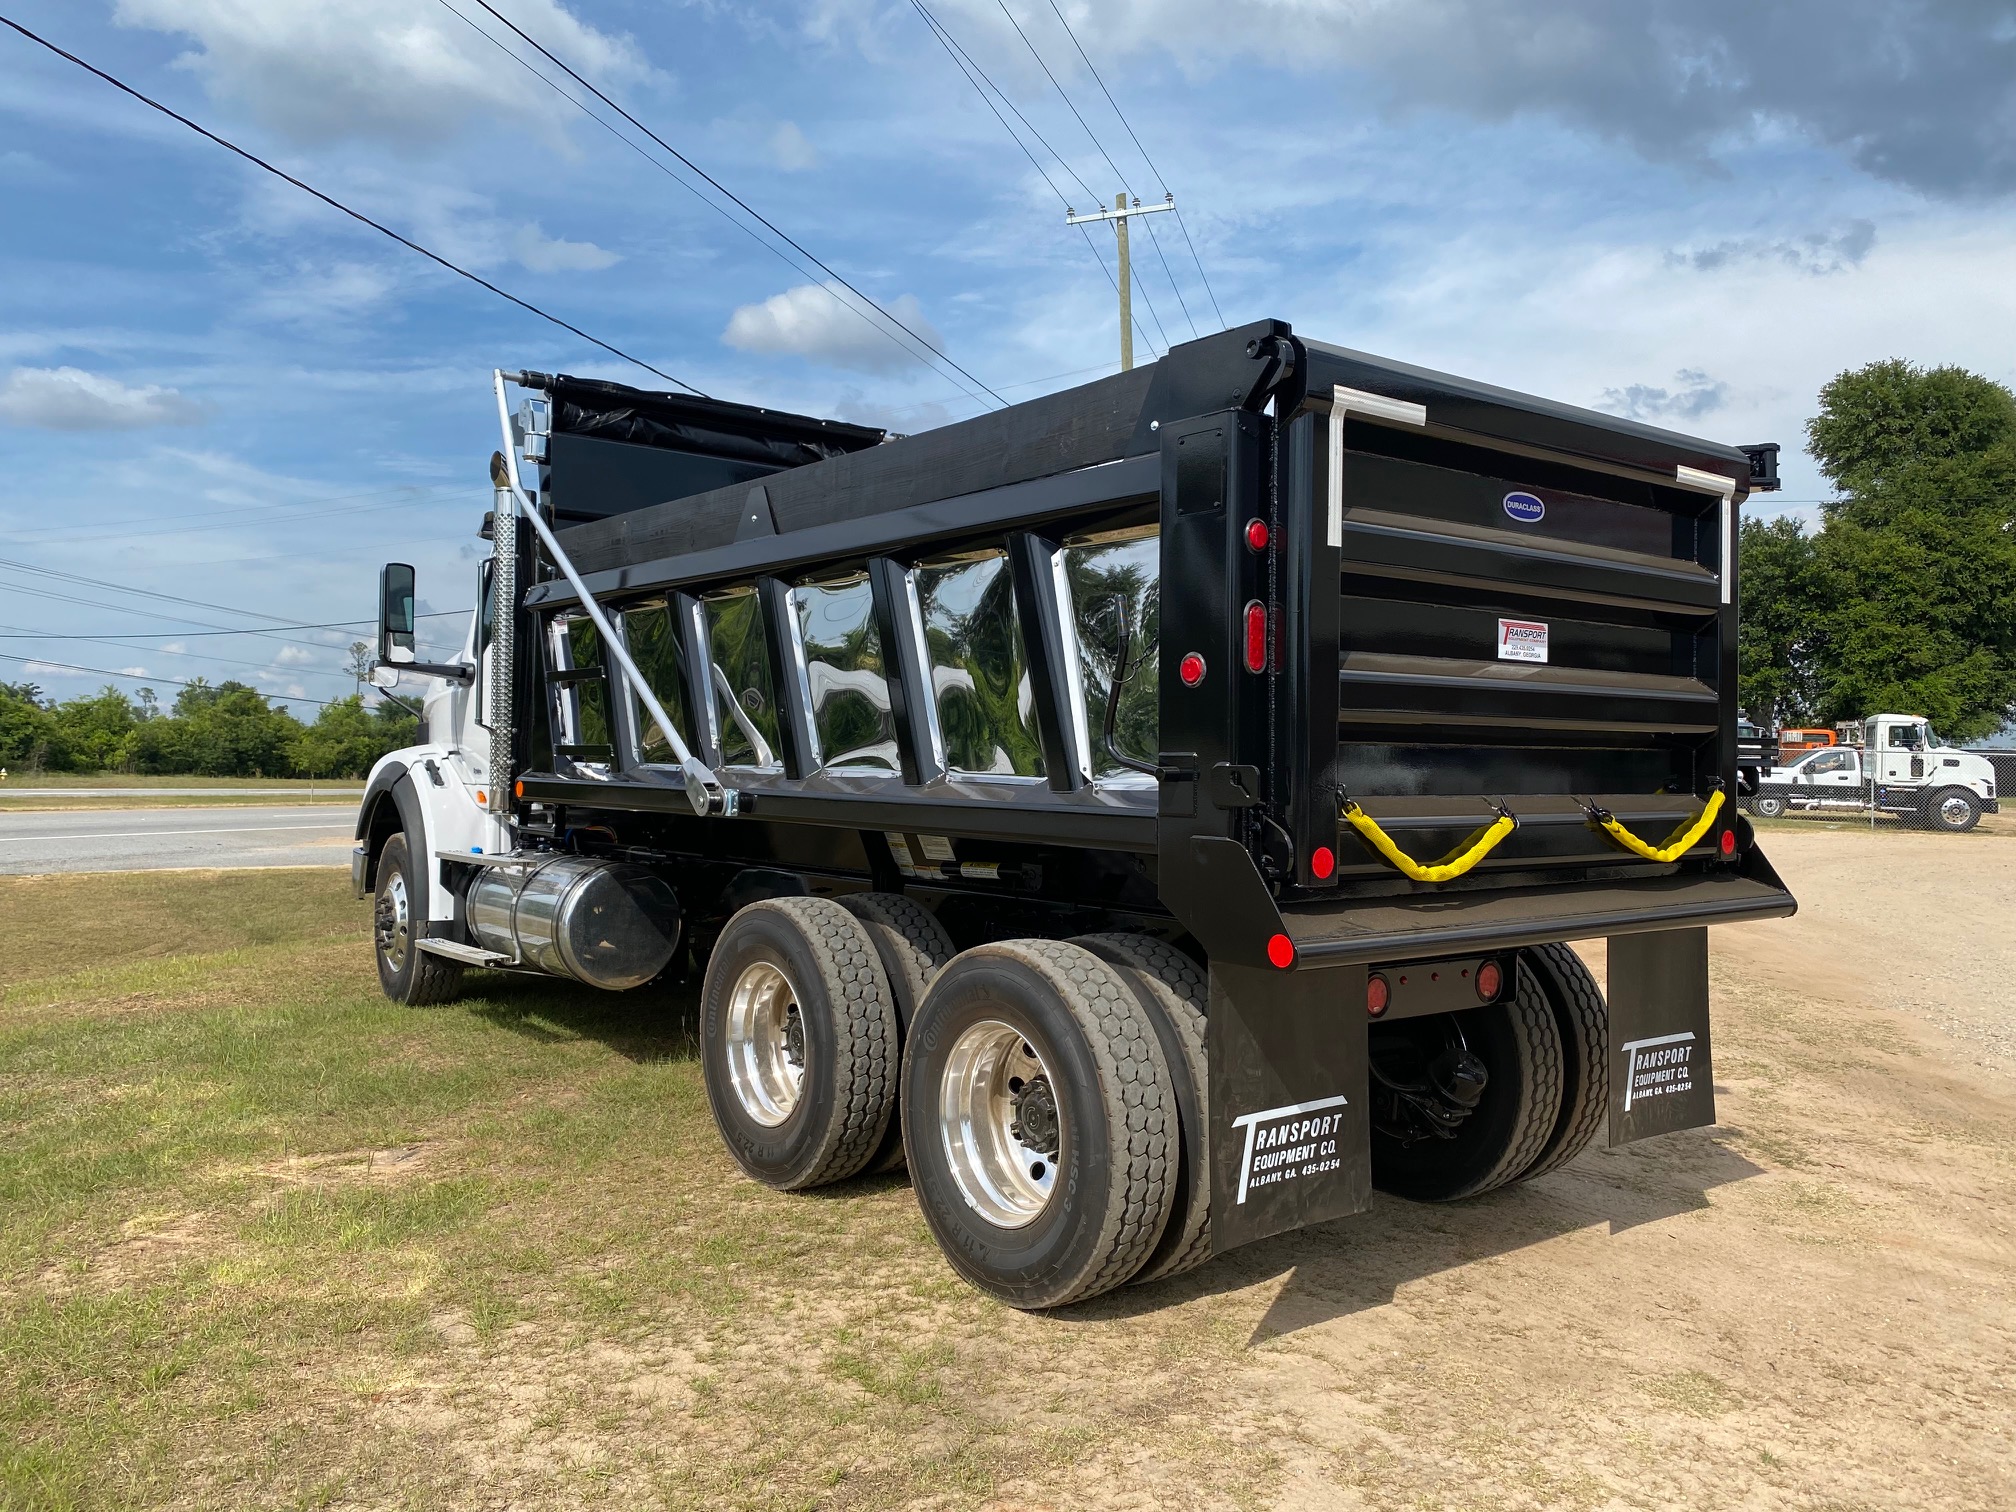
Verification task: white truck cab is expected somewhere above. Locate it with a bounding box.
[1753,714,1998,831]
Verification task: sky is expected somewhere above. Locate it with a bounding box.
[3,0,2015,715]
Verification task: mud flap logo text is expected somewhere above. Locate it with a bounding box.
[1232,1096,1350,1204]
[1621,1032,1696,1111]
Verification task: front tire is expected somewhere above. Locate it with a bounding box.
[1925,788,1982,833]
[903,940,1177,1309]
[373,833,463,1005]
[701,898,899,1191]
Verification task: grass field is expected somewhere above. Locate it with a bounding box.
[3,861,2011,1511]
[0,777,362,814]
[0,874,1253,1511]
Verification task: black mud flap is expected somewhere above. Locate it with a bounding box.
[1606,928,1715,1146]
[1208,960,1371,1255]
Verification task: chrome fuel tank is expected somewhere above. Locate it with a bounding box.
[468,855,681,990]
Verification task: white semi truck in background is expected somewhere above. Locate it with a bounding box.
[1750,714,1999,831]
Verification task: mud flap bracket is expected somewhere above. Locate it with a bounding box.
[1208,960,1371,1255]
[1606,927,1715,1146]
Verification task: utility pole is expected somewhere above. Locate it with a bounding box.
[1066,193,1175,371]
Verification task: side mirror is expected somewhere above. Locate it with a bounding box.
[379,562,417,665]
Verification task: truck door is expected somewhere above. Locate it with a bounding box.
[1875,721,1926,789]
[1803,747,1860,803]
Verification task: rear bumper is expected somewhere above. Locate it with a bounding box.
[1281,847,1795,966]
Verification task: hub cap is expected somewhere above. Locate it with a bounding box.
[939,1022,1061,1229]
[375,870,411,972]
[1940,796,1972,826]
[725,961,806,1126]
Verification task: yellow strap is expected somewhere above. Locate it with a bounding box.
[1592,788,1726,863]
[1342,803,1517,883]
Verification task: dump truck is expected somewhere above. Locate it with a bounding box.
[354,322,1796,1309]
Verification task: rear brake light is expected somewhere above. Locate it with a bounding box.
[1719,828,1736,856]
[1475,959,1503,1002]
[1366,973,1390,1016]
[1310,845,1336,880]
[1244,518,1270,551]
[1267,933,1296,970]
[1179,652,1206,687]
[1243,601,1267,673]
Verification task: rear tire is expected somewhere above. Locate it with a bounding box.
[701,897,899,1191]
[1515,944,1609,1180]
[902,940,1177,1309]
[1370,972,1564,1202]
[1072,934,1211,1285]
[838,892,956,1172]
[373,833,463,1006]
[1751,794,1787,819]
[1924,788,1981,833]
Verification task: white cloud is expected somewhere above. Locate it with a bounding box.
[273,646,316,666]
[0,368,206,431]
[723,283,944,374]
[1599,369,1730,423]
[513,225,621,274]
[771,120,820,171]
[113,0,648,150]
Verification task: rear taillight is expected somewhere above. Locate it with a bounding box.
[1179,652,1206,687]
[1719,828,1736,856]
[1475,959,1503,1002]
[1244,518,1270,552]
[1366,974,1390,1016]
[1267,934,1296,970]
[1310,846,1336,880]
[1243,601,1267,673]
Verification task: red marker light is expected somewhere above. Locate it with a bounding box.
[1179,652,1207,687]
[1266,933,1296,970]
[1245,518,1270,552]
[1719,828,1737,856]
[1475,959,1503,1002]
[1310,845,1336,880]
[1243,601,1268,673]
[1366,973,1390,1016]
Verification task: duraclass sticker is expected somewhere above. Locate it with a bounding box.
[1498,618,1548,663]
[1503,491,1546,523]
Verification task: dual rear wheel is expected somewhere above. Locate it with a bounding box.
[699,901,1204,1308]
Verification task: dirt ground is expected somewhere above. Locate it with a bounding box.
[4,829,2014,1510]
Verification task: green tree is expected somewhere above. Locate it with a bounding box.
[292,695,414,778]
[1744,360,2016,741]
[129,681,303,776]
[0,681,59,771]
[50,686,139,771]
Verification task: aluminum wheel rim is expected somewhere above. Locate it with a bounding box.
[1940,796,1971,826]
[939,1021,1061,1229]
[724,960,806,1127]
[375,870,411,972]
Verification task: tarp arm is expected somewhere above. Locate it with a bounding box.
[493,370,737,819]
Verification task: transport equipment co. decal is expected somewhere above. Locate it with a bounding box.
[1497,618,1549,663]
[1231,1095,1350,1204]
[1503,490,1546,523]
[1620,1032,1696,1111]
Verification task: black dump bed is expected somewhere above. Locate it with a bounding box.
[525,321,1792,968]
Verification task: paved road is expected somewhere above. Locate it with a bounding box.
[0,787,363,798]
[0,805,356,874]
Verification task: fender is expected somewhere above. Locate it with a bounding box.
[352,759,408,899]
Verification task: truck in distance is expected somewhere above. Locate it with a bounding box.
[1752,715,1998,830]
[354,322,1796,1308]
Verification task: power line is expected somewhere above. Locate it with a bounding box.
[1041,0,1224,329]
[0,553,379,632]
[458,0,1008,410]
[990,0,1176,350]
[908,0,1161,362]
[0,571,465,651]
[0,13,705,396]
[428,0,994,414]
[0,622,356,683]
[0,650,351,709]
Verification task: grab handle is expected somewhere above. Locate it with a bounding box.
[1342,800,1517,884]
[1584,787,1725,863]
